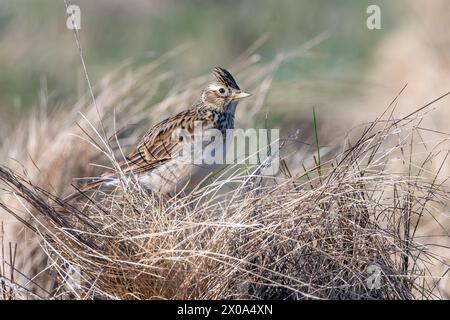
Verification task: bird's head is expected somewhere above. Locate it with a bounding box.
[201,67,251,109]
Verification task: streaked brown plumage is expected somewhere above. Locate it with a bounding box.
[64,67,251,201]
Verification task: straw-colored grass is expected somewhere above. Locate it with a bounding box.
[1,45,449,299]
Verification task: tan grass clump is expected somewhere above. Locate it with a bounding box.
[0,42,281,298]
[0,35,449,299]
[1,85,449,299]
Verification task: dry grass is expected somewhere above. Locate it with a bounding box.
[1,43,450,299]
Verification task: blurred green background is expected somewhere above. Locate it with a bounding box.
[0,0,400,121]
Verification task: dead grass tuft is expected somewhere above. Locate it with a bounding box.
[0,40,449,299]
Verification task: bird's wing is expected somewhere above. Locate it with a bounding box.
[116,108,205,175]
[63,107,211,201]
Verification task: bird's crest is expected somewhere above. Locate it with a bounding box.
[213,67,240,90]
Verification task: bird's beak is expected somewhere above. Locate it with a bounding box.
[232,90,252,100]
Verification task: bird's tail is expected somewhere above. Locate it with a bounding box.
[62,176,115,202]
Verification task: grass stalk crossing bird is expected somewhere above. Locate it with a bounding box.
[64,67,251,202]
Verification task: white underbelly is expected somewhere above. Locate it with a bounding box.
[138,158,222,194]
[109,134,230,195]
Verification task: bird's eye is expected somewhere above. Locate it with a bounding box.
[218,88,226,94]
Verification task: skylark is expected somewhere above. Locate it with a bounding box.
[64,67,251,201]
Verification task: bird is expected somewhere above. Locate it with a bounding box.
[63,67,251,202]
